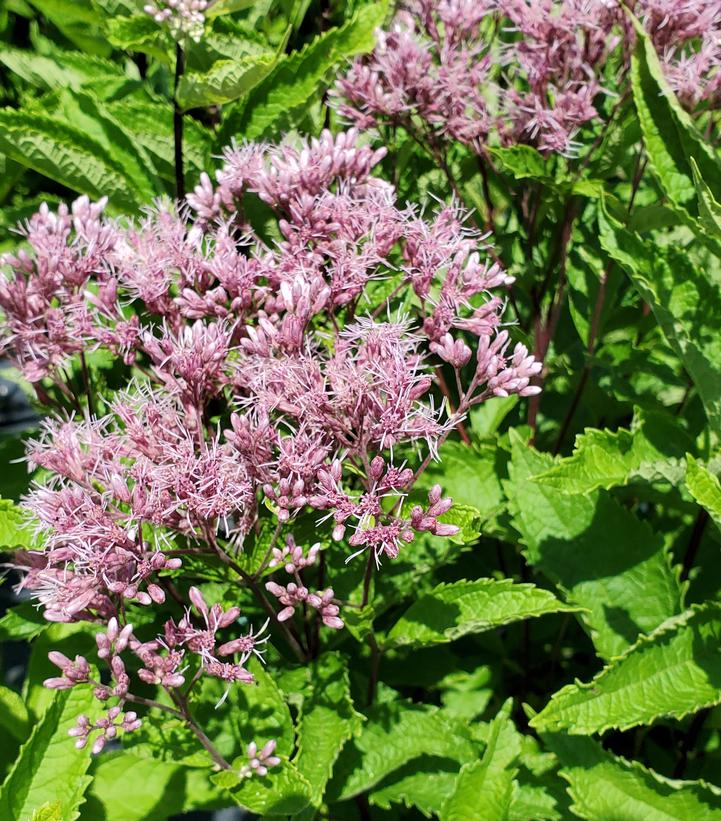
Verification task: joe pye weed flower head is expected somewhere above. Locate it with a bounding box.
[0,128,539,774]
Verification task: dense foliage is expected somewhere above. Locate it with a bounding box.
[2,1,721,819]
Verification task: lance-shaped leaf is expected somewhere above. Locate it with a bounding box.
[686,456,721,529]
[630,18,721,217]
[599,203,721,435]
[293,653,363,806]
[107,100,211,182]
[531,603,721,735]
[385,578,575,649]
[507,432,682,661]
[531,411,690,494]
[328,701,478,801]
[0,109,145,212]
[49,91,161,206]
[0,48,126,93]
[544,733,721,820]
[228,2,386,139]
[440,700,522,821]
[0,687,95,820]
[177,52,277,111]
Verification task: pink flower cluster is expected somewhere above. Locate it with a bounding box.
[143,0,209,42]
[1,128,539,759]
[639,0,721,109]
[334,0,618,155]
[335,0,721,157]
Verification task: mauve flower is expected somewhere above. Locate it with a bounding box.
[1,129,539,745]
[143,0,208,42]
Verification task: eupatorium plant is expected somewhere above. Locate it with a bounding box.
[4,0,721,818]
[335,0,721,156]
[0,129,539,773]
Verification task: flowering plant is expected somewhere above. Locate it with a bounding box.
[1,1,721,819]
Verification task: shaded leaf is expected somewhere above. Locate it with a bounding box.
[507,431,682,661]
[630,19,721,218]
[328,701,478,801]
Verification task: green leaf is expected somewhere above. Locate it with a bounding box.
[205,0,256,15]
[510,781,564,821]
[545,733,721,820]
[49,91,161,205]
[0,604,48,642]
[0,685,30,742]
[691,158,721,240]
[385,578,575,649]
[369,763,458,817]
[531,603,721,735]
[205,0,257,15]
[0,48,127,94]
[0,498,39,548]
[88,752,223,820]
[0,108,146,212]
[440,701,522,821]
[293,652,363,806]
[469,395,519,439]
[440,503,483,544]
[27,0,110,55]
[328,701,478,801]
[0,688,95,821]
[532,411,690,494]
[230,1,386,139]
[107,100,211,181]
[507,432,682,661]
[212,760,312,816]
[30,803,62,821]
[599,203,721,434]
[177,52,277,110]
[630,19,721,219]
[418,440,505,527]
[686,456,721,529]
[490,145,557,185]
[105,14,172,62]
[230,658,295,757]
